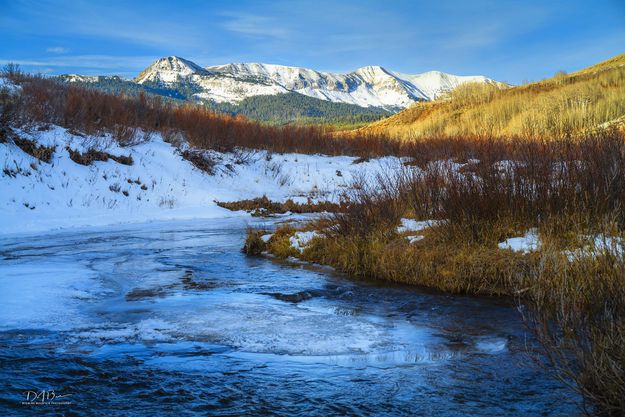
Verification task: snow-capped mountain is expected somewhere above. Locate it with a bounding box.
[135,56,289,104]
[133,56,497,109]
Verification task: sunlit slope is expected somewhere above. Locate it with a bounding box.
[358,52,625,140]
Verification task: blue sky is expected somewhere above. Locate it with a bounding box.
[1,0,624,83]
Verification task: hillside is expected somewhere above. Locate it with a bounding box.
[204,92,392,126]
[0,75,400,234]
[359,52,625,140]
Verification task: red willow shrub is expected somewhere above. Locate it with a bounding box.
[7,73,404,156]
[7,71,624,170]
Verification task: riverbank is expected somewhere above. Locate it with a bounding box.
[0,123,402,235]
[246,132,625,415]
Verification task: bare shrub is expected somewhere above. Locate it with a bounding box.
[67,147,132,166]
[217,196,341,216]
[525,229,625,416]
[9,73,396,157]
[13,136,55,162]
[180,150,215,175]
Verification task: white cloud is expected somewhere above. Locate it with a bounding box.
[0,55,156,77]
[222,13,290,39]
[46,46,68,53]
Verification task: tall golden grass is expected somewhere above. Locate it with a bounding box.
[526,230,625,416]
[257,131,625,414]
[361,53,625,140]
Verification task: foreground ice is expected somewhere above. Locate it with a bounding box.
[0,218,580,415]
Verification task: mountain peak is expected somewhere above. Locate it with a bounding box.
[135,56,206,84]
[355,65,386,72]
[353,65,390,77]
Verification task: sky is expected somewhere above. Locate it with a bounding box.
[1,0,624,84]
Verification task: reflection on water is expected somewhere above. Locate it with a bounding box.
[0,218,579,416]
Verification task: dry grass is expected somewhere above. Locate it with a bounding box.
[295,224,531,295]
[66,147,133,166]
[360,52,625,141]
[13,136,55,162]
[525,231,625,416]
[251,131,625,414]
[217,196,341,216]
[242,229,267,256]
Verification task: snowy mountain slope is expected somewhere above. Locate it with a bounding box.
[135,57,289,104]
[0,124,403,235]
[206,63,425,108]
[130,56,497,109]
[391,70,494,100]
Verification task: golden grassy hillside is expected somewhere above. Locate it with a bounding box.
[359,52,625,140]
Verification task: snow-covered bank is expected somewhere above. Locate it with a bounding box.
[0,125,402,235]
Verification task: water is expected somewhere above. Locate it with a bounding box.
[0,218,580,416]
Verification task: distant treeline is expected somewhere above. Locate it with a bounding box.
[3,68,396,157]
[57,76,392,127]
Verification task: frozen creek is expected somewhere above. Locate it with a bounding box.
[0,217,579,416]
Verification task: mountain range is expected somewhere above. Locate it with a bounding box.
[60,56,498,125]
[134,56,495,109]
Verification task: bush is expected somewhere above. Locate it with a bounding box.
[242,229,267,255]
[180,150,215,175]
[67,147,133,166]
[526,234,625,416]
[217,196,341,216]
[13,136,55,162]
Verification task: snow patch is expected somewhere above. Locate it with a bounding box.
[0,124,402,235]
[563,234,625,259]
[406,235,424,244]
[289,231,321,253]
[0,77,21,94]
[397,218,441,233]
[498,229,540,253]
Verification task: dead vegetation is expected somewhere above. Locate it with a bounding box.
[217,195,342,216]
[66,147,133,166]
[180,150,216,175]
[3,68,398,157]
[360,52,625,141]
[13,136,55,162]
[252,131,625,415]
